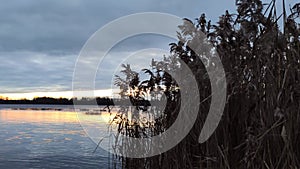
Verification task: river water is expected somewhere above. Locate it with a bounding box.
[0,104,120,169]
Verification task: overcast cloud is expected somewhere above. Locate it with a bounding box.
[0,0,292,94]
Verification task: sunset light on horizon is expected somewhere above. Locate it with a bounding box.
[1,0,298,168]
[0,89,117,100]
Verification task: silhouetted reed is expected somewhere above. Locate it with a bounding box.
[110,1,300,168]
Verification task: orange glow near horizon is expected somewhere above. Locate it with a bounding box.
[0,89,117,100]
[0,109,116,124]
[0,109,79,123]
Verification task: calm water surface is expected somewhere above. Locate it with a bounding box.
[0,104,120,169]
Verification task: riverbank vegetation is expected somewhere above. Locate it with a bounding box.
[112,0,300,168]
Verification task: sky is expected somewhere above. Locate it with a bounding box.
[0,0,294,99]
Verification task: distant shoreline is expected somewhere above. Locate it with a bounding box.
[0,96,114,105]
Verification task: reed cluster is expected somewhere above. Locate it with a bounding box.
[111,1,300,168]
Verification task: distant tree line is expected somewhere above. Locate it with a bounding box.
[0,96,115,105]
[0,96,155,106]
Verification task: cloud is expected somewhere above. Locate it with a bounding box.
[1,0,293,94]
[0,0,238,53]
[0,49,167,93]
[0,51,76,93]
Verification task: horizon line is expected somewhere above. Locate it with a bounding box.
[0,89,121,100]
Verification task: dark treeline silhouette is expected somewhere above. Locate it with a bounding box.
[0,96,115,105]
[0,96,154,106]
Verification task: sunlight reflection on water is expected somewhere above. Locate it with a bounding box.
[0,105,120,168]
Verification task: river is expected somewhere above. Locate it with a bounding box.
[0,104,120,169]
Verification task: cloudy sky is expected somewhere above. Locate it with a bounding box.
[0,0,292,99]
